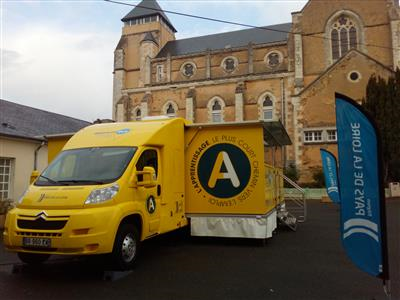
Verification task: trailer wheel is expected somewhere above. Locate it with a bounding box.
[111,224,140,270]
[18,252,50,264]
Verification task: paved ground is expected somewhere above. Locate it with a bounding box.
[0,200,399,300]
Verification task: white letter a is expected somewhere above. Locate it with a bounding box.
[208,151,240,188]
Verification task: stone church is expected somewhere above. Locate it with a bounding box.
[112,0,400,181]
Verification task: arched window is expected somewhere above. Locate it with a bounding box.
[166,104,175,116]
[258,92,275,121]
[162,101,178,118]
[329,14,360,61]
[331,29,339,60]
[207,97,225,123]
[212,101,222,123]
[132,107,141,121]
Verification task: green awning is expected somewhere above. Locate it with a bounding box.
[262,121,292,146]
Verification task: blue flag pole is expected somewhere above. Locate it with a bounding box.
[320,149,341,204]
[334,93,389,294]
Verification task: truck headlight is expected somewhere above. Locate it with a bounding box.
[85,184,119,205]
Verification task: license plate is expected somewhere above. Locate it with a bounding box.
[22,237,51,248]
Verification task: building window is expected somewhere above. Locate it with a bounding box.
[304,130,323,143]
[303,129,337,144]
[162,101,178,117]
[330,15,359,61]
[258,92,275,121]
[262,96,274,120]
[212,101,222,122]
[166,104,175,116]
[348,70,361,83]
[181,62,196,78]
[132,107,141,121]
[327,130,337,141]
[208,97,225,123]
[265,51,283,68]
[0,158,12,200]
[156,64,164,82]
[221,56,238,73]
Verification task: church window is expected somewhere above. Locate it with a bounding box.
[212,101,222,123]
[166,104,175,115]
[349,27,357,49]
[347,70,361,83]
[262,96,273,120]
[330,15,359,61]
[208,97,225,123]
[181,62,196,78]
[221,56,238,73]
[133,107,141,121]
[162,101,178,117]
[156,64,164,82]
[258,92,275,121]
[331,29,340,60]
[265,51,283,69]
[340,28,348,55]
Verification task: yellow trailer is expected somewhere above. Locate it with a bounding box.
[3,118,291,270]
[185,122,288,239]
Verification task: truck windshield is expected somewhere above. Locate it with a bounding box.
[35,147,137,186]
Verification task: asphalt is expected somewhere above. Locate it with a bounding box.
[0,199,399,300]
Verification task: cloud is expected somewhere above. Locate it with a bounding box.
[2,26,117,122]
[1,49,30,71]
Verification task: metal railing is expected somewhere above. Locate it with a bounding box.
[280,174,307,223]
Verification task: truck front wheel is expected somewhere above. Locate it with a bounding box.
[111,224,140,270]
[18,252,50,265]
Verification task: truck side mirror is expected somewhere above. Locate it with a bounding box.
[135,166,157,188]
[30,170,39,184]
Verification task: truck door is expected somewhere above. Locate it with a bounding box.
[135,148,161,235]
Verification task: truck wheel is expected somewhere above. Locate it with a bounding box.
[111,224,140,270]
[18,252,50,264]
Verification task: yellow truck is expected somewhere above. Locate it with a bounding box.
[3,118,291,270]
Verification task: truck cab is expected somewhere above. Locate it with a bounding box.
[3,118,188,269]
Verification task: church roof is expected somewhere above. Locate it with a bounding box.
[156,23,291,58]
[121,0,177,32]
[0,99,90,141]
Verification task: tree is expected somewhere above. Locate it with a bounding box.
[362,69,400,183]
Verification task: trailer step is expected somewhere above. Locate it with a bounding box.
[277,210,297,231]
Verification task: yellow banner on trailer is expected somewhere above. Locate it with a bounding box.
[184,122,283,215]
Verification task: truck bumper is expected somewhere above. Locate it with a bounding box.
[3,206,120,255]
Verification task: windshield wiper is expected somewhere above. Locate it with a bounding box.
[39,175,68,185]
[58,180,106,185]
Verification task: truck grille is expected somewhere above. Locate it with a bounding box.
[17,219,67,230]
[17,231,62,237]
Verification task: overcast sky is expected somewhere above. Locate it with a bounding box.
[1,0,307,122]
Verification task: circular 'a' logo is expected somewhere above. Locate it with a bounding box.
[198,143,250,198]
[147,196,156,214]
